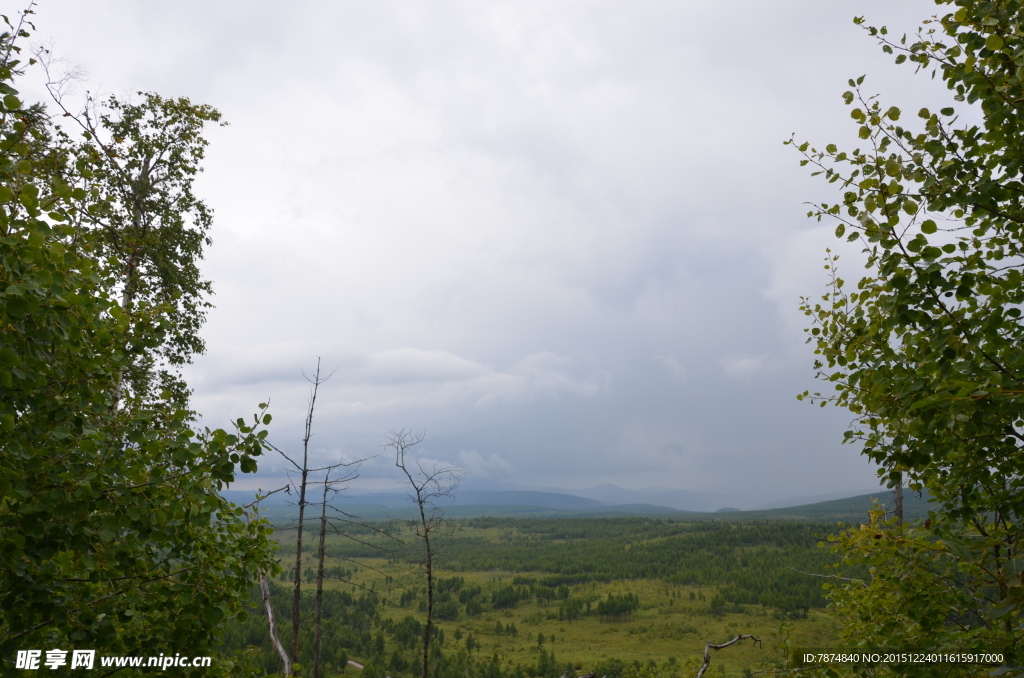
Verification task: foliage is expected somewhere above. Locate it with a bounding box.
[72,90,224,412]
[0,18,275,674]
[794,0,1024,674]
[596,593,640,619]
[223,517,829,676]
[417,518,835,615]
[276,517,838,616]
[284,516,839,617]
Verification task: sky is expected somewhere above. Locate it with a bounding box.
[15,0,965,507]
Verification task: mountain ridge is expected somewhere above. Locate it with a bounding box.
[224,487,927,523]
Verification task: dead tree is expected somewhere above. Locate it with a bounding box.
[312,463,360,678]
[388,429,461,678]
[243,486,293,677]
[694,634,760,678]
[269,359,338,672]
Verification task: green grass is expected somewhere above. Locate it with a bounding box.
[362,561,834,676]
[256,517,847,677]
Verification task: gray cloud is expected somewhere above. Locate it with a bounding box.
[23,0,947,505]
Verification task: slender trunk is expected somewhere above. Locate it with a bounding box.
[894,477,904,527]
[110,172,146,411]
[290,359,321,670]
[419,501,433,678]
[390,430,455,678]
[110,256,137,410]
[261,574,292,677]
[290,467,308,666]
[313,476,330,678]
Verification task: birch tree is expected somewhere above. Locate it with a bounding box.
[796,1,1024,673]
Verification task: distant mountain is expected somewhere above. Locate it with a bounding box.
[227,488,932,523]
[223,484,924,523]
[252,501,685,523]
[456,491,605,510]
[554,483,900,512]
[752,488,884,511]
[223,489,606,512]
[333,489,606,511]
[735,489,933,522]
[564,484,729,511]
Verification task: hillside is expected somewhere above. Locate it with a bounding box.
[230,488,929,524]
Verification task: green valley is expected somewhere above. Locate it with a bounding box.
[222,516,854,677]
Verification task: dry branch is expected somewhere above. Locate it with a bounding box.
[695,634,761,678]
[261,574,291,677]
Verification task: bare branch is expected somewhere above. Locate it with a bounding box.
[261,575,292,677]
[243,484,291,510]
[695,634,761,678]
[388,428,463,678]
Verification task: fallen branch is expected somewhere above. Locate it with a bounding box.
[695,634,761,678]
[261,574,291,677]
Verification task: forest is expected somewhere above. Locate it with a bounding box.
[218,516,844,678]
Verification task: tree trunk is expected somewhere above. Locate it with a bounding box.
[313,477,330,678]
[420,509,433,678]
[894,477,903,527]
[261,574,292,677]
[290,467,308,666]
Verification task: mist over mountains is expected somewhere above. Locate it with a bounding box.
[224,482,888,514]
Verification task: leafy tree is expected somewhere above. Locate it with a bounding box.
[0,17,275,675]
[39,84,224,416]
[794,0,1024,673]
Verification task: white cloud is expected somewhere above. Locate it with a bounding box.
[23,0,938,498]
[721,354,771,379]
[457,450,514,478]
[653,352,686,381]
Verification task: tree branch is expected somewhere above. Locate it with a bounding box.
[695,634,761,678]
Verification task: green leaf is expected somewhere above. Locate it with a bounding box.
[2,93,20,109]
[793,4,1024,660]
[986,34,1004,50]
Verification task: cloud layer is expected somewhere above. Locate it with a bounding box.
[22,0,957,505]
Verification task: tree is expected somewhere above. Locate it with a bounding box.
[40,58,223,413]
[0,15,276,675]
[389,429,461,678]
[312,463,361,678]
[269,360,374,677]
[794,0,1024,673]
[247,486,294,677]
[268,359,335,672]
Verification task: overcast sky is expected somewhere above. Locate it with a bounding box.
[19,0,962,506]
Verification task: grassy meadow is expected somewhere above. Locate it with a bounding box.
[223,515,851,677]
